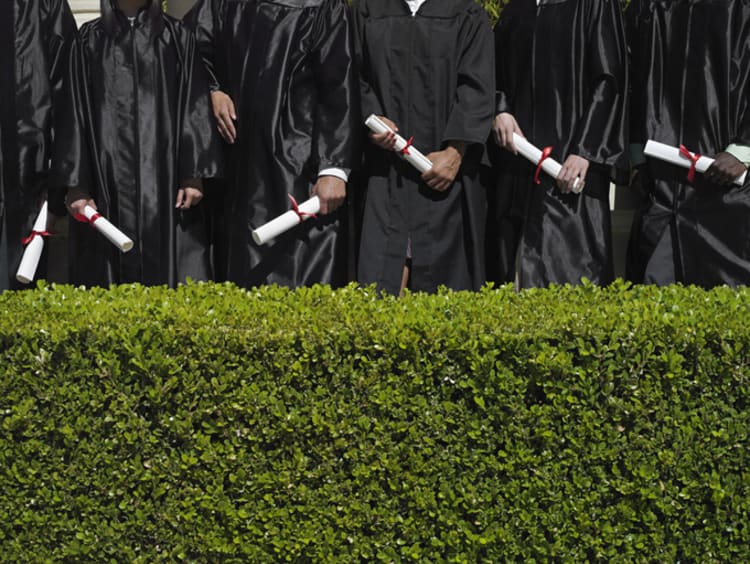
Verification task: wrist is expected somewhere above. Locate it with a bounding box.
[181,178,203,191]
[445,142,465,159]
[65,187,92,206]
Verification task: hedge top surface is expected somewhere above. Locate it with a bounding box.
[2,280,748,340]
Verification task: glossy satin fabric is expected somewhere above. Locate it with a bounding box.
[626,0,750,287]
[353,0,495,295]
[0,0,76,290]
[185,0,358,288]
[54,0,222,287]
[487,0,628,288]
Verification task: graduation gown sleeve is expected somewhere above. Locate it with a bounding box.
[494,24,512,116]
[178,29,224,183]
[182,0,222,93]
[311,0,359,172]
[16,0,77,189]
[569,0,628,166]
[352,2,384,119]
[43,0,78,109]
[53,34,94,201]
[442,8,495,148]
[730,6,750,147]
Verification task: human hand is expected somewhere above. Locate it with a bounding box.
[312,175,346,215]
[422,143,464,192]
[492,112,524,154]
[66,187,96,219]
[176,179,204,209]
[704,152,747,188]
[211,90,237,144]
[369,116,399,151]
[557,154,589,194]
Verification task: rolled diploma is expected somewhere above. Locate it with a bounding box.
[84,205,134,252]
[365,114,433,174]
[16,201,49,284]
[252,196,320,246]
[644,140,748,186]
[513,133,583,193]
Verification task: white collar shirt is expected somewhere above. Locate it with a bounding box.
[404,0,427,16]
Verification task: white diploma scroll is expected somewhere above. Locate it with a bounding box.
[513,133,583,194]
[252,196,321,246]
[81,205,134,252]
[365,114,433,174]
[644,140,748,187]
[16,201,49,284]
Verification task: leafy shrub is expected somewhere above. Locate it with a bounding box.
[1,281,749,561]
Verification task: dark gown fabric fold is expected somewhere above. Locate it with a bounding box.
[352,0,495,295]
[0,0,76,291]
[54,0,223,287]
[488,0,628,289]
[184,0,358,289]
[626,0,750,288]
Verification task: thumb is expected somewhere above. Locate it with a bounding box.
[175,189,185,209]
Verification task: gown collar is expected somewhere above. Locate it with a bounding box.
[102,0,164,37]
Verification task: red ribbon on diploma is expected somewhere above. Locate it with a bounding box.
[535,146,554,185]
[74,212,102,226]
[288,194,317,223]
[400,136,415,157]
[679,144,701,183]
[21,230,52,245]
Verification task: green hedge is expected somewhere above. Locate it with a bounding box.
[1,282,749,561]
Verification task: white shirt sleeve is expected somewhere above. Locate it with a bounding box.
[318,168,350,183]
[726,144,750,167]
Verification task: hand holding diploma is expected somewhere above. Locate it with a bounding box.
[493,112,524,154]
[424,142,464,192]
[252,195,321,245]
[510,133,584,194]
[365,114,433,174]
[68,196,134,252]
[312,176,346,215]
[644,140,748,187]
[16,201,51,284]
[557,155,589,194]
[368,115,400,151]
[704,153,749,188]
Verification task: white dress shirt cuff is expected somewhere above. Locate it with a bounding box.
[318,168,349,183]
[725,144,750,167]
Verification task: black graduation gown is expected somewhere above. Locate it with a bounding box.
[488,0,628,288]
[352,0,495,295]
[184,0,358,289]
[0,0,76,291]
[55,1,223,287]
[626,0,750,288]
